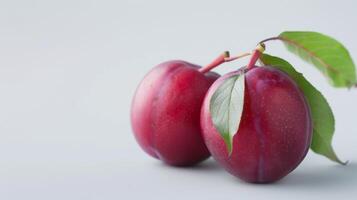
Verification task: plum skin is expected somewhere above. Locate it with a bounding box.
[131,60,219,166]
[200,66,312,183]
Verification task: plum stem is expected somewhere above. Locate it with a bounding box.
[247,43,266,70]
[259,37,281,44]
[199,51,251,73]
[226,52,251,62]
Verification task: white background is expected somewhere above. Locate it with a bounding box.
[1,0,357,199]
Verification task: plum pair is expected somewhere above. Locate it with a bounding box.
[131,48,312,183]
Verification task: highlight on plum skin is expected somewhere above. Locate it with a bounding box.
[130,60,220,166]
[200,66,313,183]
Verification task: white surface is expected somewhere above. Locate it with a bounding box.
[1,0,357,199]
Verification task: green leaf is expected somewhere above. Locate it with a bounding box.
[260,53,346,165]
[210,71,245,154]
[278,31,356,88]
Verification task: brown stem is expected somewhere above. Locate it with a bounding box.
[258,37,281,44]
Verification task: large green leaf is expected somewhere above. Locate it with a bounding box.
[210,71,245,154]
[260,53,346,165]
[278,31,356,88]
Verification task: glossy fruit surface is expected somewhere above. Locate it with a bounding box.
[201,66,312,182]
[131,60,219,166]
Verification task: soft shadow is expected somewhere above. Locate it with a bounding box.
[155,158,223,172]
[189,158,223,171]
[276,162,357,189]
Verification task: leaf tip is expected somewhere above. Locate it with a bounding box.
[339,159,349,166]
[227,148,234,157]
[329,152,348,165]
[223,136,233,156]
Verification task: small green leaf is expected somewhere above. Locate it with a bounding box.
[278,31,356,88]
[210,71,245,154]
[260,53,346,165]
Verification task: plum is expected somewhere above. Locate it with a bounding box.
[131,60,220,166]
[200,65,312,183]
